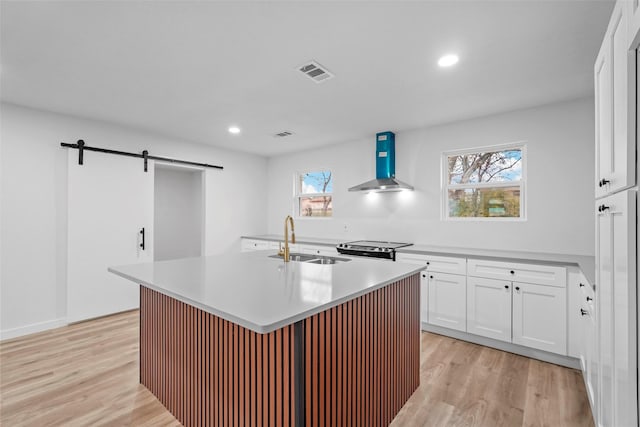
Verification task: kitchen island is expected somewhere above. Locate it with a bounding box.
[109,250,423,427]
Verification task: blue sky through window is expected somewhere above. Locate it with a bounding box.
[301,171,333,194]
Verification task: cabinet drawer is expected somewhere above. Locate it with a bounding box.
[396,253,466,275]
[241,239,271,252]
[299,245,337,256]
[467,259,566,287]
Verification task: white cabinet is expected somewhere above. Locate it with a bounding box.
[419,271,429,324]
[567,268,592,359]
[299,244,337,256]
[628,0,640,50]
[467,259,566,287]
[512,282,566,354]
[426,272,466,332]
[467,258,567,355]
[241,238,271,252]
[396,253,467,329]
[395,253,466,275]
[466,277,512,342]
[595,191,637,427]
[585,302,599,423]
[595,0,636,197]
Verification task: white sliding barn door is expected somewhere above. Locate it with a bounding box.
[67,150,153,323]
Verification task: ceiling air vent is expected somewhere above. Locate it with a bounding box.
[274,131,294,138]
[298,61,334,83]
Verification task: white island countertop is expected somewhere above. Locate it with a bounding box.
[109,251,423,334]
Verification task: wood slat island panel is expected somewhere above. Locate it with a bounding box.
[140,288,296,426]
[139,273,420,426]
[303,274,420,426]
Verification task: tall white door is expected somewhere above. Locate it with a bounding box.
[67,150,154,323]
[596,191,637,427]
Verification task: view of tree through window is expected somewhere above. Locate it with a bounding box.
[445,146,524,218]
[296,170,333,217]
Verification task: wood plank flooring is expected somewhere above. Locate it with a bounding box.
[1,310,593,426]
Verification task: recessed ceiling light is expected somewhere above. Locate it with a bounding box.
[438,54,459,67]
[228,126,241,134]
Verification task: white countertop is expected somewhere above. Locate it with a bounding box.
[109,251,423,334]
[398,244,595,285]
[241,234,341,246]
[242,235,595,285]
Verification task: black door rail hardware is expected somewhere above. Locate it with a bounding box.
[140,227,146,251]
[60,140,223,172]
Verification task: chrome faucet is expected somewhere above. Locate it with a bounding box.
[278,215,296,262]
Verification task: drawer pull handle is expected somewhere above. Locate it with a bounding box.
[580,308,588,316]
[598,179,610,187]
[579,283,585,288]
[586,296,593,302]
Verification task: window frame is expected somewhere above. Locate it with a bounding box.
[441,142,527,221]
[293,169,334,220]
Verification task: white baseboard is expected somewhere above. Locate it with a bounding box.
[422,323,581,370]
[1,317,68,341]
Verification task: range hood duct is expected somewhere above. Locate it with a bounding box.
[348,131,414,192]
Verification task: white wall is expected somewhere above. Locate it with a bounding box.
[267,97,595,256]
[154,165,203,261]
[0,103,267,338]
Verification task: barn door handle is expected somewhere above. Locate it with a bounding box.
[140,227,145,250]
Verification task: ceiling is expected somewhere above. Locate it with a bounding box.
[1,1,613,157]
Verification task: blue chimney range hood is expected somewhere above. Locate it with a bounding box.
[348,131,414,192]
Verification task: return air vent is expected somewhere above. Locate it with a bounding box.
[274,131,294,138]
[298,61,334,83]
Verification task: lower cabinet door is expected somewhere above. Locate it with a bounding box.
[420,271,429,327]
[466,277,512,342]
[512,282,567,355]
[427,272,466,332]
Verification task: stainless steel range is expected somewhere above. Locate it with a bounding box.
[336,240,413,261]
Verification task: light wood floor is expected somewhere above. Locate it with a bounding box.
[1,310,593,427]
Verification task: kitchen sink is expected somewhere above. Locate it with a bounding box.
[268,252,351,264]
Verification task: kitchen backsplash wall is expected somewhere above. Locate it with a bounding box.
[267,97,594,255]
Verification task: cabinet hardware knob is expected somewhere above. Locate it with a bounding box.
[426,262,430,265]
[586,296,593,302]
[579,283,585,287]
[422,274,426,278]
[515,286,520,291]
[601,179,610,186]
[580,308,588,316]
[504,285,509,289]
[598,204,610,212]
[509,270,515,275]
[430,275,434,279]
[598,179,603,187]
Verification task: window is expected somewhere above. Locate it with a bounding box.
[443,143,525,219]
[295,170,333,217]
